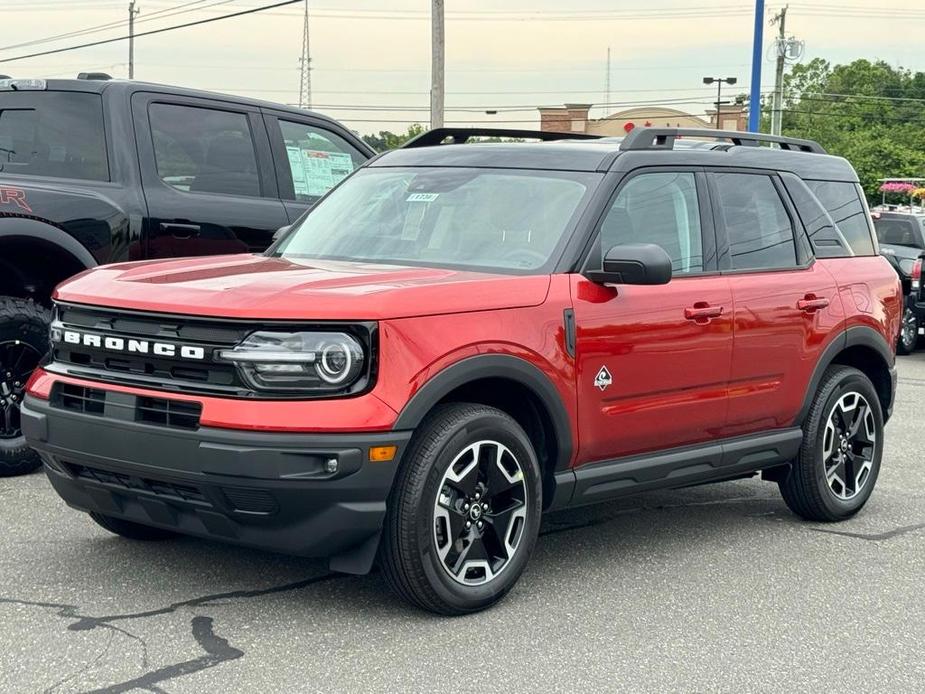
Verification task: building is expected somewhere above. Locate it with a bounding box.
[538,103,748,135]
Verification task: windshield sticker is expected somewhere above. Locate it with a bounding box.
[286,147,354,198]
[406,192,439,203]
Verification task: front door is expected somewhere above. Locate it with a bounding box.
[132,93,289,258]
[572,170,733,465]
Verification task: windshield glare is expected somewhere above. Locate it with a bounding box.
[274,167,600,272]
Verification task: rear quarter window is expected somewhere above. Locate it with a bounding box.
[0,91,108,181]
[804,180,876,256]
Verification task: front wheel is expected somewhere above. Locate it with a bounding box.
[897,307,919,355]
[380,403,542,615]
[779,365,884,522]
[0,297,50,477]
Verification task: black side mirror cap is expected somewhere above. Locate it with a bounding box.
[586,243,673,285]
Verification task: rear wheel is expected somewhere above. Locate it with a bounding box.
[89,512,179,541]
[0,297,50,477]
[381,404,542,615]
[779,365,883,521]
[897,307,918,355]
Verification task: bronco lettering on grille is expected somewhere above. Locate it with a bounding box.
[56,329,206,360]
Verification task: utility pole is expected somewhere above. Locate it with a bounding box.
[770,6,788,136]
[605,46,611,116]
[430,0,445,129]
[298,0,312,109]
[128,1,140,79]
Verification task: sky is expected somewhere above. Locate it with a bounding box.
[2,0,925,136]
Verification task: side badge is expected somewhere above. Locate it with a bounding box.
[594,365,612,391]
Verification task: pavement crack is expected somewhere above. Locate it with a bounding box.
[82,616,243,694]
[808,521,925,541]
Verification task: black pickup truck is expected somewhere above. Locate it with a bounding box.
[873,209,925,354]
[0,75,374,475]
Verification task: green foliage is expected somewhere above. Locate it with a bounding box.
[361,123,425,152]
[771,58,925,200]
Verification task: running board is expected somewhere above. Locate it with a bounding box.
[549,428,803,510]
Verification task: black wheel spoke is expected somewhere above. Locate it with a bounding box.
[0,339,42,440]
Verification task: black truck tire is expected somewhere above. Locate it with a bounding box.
[0,297,50,477]
[380,403,542,615]
[897,307,919,355]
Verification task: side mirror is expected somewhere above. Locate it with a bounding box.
[272,225,291,242]
[588,243,672,285]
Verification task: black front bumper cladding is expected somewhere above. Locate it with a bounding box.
[22,395,411,574]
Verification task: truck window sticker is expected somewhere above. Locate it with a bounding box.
[285,145,355,199]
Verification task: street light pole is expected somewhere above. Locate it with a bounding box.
[748,0,765,132]
[703,77,737,129]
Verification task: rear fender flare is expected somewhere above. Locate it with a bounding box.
[0,217,98,270]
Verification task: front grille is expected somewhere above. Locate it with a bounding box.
[50,383,202,430]
[68,463,211,505]
[51,304,246,396]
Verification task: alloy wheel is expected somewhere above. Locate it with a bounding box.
[901,308,917,351]
[433,440,528,586]
[822,391,877,501]
[0,340,41,440]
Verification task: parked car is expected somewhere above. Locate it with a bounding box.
[0,75,374,475]
[871,209,925,354]
[22,127,901,614]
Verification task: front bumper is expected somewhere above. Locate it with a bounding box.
[22,395,411,573]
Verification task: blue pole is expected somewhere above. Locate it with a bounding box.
[748,0,765,132]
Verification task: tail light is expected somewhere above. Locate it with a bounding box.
[913,258,922,291]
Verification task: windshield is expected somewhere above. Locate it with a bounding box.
[273,167,601,273]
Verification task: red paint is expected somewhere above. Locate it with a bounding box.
[0,186,31,213]
[37,252,899,468]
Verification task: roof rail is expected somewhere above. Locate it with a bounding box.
[401,127,601,149]
[619,127,826,154]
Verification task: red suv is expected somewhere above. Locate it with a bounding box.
[22,128,901,614]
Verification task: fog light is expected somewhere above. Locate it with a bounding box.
[369,445,397,462]
[324,458,338,474]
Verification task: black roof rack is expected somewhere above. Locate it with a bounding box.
[620,127,826,154]
[401,127,601,149]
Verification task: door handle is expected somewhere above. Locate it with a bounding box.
[684,302,724,324]
[798,295,829,313]
[159,222,201,239]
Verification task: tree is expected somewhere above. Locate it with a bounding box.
[361,123,425,152]
[771,58,925,200]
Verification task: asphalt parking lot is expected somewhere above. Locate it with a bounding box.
[2,360,923,693]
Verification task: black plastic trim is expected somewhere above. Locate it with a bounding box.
[392,354,574,472]
[562,428,803,508]
[563,308,576,358]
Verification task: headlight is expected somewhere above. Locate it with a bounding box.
[218,331,366,393]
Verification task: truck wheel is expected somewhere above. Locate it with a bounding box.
[89,512,179,541]
[897,307,918,355]
[0,297,50,477]
[779,366,883,522]
[381,403,542,615]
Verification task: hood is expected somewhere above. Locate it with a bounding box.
[55,254,552,320]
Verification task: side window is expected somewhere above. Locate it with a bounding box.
[278,120,364,202]
[149,103,260,197]
[805,180,876,256]
[713,172,797,270]
[780,173,850,259]
[598,172,704,275]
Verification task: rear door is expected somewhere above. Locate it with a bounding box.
[132,93,289,258]
[572,168,733,463]
[710,170,838,437]
[262,111,371,224]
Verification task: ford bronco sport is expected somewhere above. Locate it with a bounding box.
[22,128,901,614]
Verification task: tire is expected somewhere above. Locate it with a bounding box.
[380,403,542,615]
[897,307,919,355]
[89,512,179,541]
[0,297,51,477]
[779,365,884,522]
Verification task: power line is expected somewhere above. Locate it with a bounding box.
[0,0,302,64]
